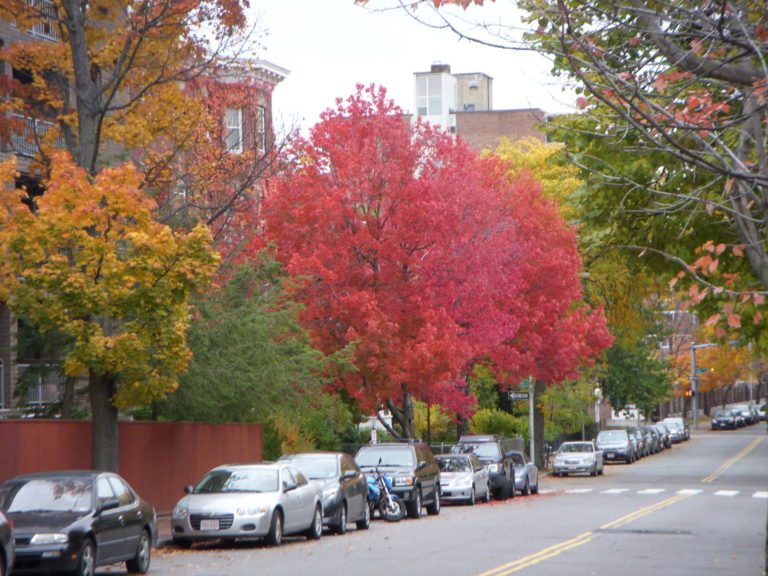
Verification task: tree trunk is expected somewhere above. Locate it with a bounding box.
[533,379,546,469]
[89,371,119,471]
[386,384,416,439]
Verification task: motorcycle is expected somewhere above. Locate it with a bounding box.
[366,466,405,522]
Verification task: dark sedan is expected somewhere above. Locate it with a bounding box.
[0,470,156,576]
[0,508,13,576]
[711,409,740,430]
[278,452,370,534]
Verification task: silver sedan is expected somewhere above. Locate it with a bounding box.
[508,451,539,495]
[552,442,604,477]
[436,453,490,505]
[172,463,323,547]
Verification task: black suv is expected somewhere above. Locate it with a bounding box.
[354,441,441,519]
[451,434,515,500]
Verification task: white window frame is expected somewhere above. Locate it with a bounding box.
[225,108,243,154]
[29,0,59,40]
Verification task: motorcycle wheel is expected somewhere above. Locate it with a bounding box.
[380,495,405,522]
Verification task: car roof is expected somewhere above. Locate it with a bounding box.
[8,470,102,481]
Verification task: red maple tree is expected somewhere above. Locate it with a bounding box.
[263,85,610,438]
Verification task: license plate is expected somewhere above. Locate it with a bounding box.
[200,519,220,530]
[606,452,615,458]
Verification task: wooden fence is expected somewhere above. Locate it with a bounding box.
[0,419,262,514]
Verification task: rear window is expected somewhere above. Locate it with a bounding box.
[355,446,416,468]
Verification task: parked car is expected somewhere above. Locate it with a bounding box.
[278,452,370,534]
[172,462,324,547]
[507,451,539,496]
[354,442,441,519]
[552,442,604,477]
[435,453,490,505]
[731,404,757,426]
[0,470,156,576]
[711,408,740,430]
[758,404,766,421]
[596,429,635,463]
[627,427,649,458]
[641,426,662,454]
[450,434,516,500]
[662,417,690,441]
[652,422,673,449]
[0,509,13,576]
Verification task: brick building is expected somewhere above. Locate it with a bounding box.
[412,63,546,151]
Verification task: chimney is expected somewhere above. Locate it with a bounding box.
[430,63,451,74]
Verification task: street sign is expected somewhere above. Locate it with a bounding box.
[509,392,530,400]
[697,368,708,373]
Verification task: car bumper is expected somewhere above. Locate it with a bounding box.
[11,546,80,574]
[553,463,594,474]
[173,512,272,541]
[711,421,735,429]
[600,448,632,461]
[439,483,474,501]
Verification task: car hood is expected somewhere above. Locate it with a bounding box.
[439,471,473,481]
[176,492,279,511]
[597,441,628,448]
[10,511,88,533]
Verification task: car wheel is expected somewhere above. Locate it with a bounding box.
[482,483,491,502]
[522,478,530,496]
[126,529,151,574]
[468,486,476,506]
[406,488,422,519]
[590,464,597,477]
[355,498,371,530]
[306,505,323,540]
[333,502,347,535]
[77,539,95,576]
[426,487,441,515]
[507,479,515,499]
[531,477,539,494]
[265,509,283,546]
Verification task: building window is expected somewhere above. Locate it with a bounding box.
[16,364,64,405]
[256,105,266,153]
[415,74,444,117]
[225,108,243,154]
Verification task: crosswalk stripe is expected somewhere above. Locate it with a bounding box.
[602,489,630,494]
[753,492,768,499]
[677,489,703,495]
[714,490,739,497]
[637,489,665,494]
[567,489,593,494]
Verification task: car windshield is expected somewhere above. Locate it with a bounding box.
[437,456,471,472]
[356,447,416,468]
[713,410,730,417]
[560,443,593,453]
[452,443,501,459]
[597,430,626,442]
[194,468,279,493]
[0,477,93,513]
[282,456,338,479]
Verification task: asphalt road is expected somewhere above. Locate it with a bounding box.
[101,423,767,576]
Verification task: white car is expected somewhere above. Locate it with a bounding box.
[436,453,490,505]
[552,441,604,477]
[172,463,323,547]
[508,451,539,495]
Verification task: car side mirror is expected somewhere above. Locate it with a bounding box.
[417,461,427,470]
[97,498,120,515]
[282,480,297,492]
[342,470,357,479]
[184,485,194,494]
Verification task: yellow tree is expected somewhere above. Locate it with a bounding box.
[0,153,219,470]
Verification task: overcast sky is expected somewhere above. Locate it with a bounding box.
[248,1,576,136]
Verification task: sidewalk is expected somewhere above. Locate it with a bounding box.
[156,515,173,547]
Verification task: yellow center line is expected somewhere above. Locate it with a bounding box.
[476,493,693,576]
[475,532,595,576]
[702,436,764,484]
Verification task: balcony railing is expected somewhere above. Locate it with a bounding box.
[17,364,64,405]
[9,114,64,157]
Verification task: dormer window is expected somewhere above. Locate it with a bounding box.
[225,108,243,154]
